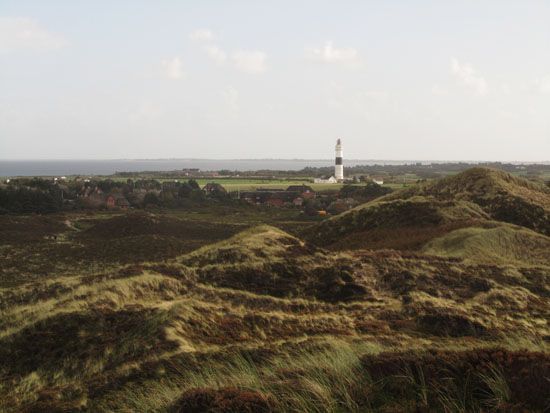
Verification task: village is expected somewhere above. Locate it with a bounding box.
[0,140,396,216]
[0,175,389,216]
[0,169,396,216]
[2,139,548,217]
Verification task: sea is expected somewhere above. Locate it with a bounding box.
[0,159,430,177]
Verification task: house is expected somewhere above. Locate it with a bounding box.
[240,191,271,204]
[106,194,130,209]
[286,185,315,199]
[240,188,306,207]
[182,168,200,176]
[115,197,130,209]
[293,197,304,206]
[162,181,178,191]
[372,178,384,185]
[266,196,285,207]
[313,176,338,184]
[269,191,298,206]
[286,185,313,193]
[106,195,116,208]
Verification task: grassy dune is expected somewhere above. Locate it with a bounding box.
[0,168,549,412]
[303,196,490,250]
[304,168,550,250]
[1,221,549,411]
[423,224,550,266]
[1,262,548,411]
[394,167,550,235]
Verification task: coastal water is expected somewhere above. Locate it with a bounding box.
[0,159,422,177]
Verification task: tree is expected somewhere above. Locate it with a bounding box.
[178,182,193,198]
[304,198,322,216]
[143,192,161,207]
[339,182,392,202]
[188,179,200,190]
[0,187,61,213]
[204,183,228,200]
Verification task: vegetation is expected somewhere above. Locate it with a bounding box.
[0,167,548,412]
[394,168,550,235]
[422,224,550,266]
[305,168,550,250]
[339,181,393,202]
[0,183,62,214]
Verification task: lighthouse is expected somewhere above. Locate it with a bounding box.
[335,138,344,181]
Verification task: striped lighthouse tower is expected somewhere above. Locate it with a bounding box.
[335,138,344,181]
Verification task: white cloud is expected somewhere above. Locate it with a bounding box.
[450,57,488,96]
[306,41,359,64]
[161,57,184,79]
[221,86,239,111]
[206,45,227,64]
[536,74,550,94]
[199,44,266,74]
[231,50,267,74]
[189,29,215,41]
[0,17,67,53]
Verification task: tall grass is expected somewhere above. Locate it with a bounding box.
[478,365,510,409]
[397,363,429,408]
[91,338,381,412]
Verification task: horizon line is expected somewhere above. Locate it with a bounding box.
[1,158,549,164]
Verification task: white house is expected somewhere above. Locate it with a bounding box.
[314,176,338,184]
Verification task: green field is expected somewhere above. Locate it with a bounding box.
[194,178,334,192]
[189,178,406,192]
[106,176,346,191]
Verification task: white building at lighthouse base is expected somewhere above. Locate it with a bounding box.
[313,176,338,184]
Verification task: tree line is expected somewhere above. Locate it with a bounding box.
[0,178,230,214]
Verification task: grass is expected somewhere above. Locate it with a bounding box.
[1,222,548,411]
[478,365,510,410]
[304,167,550,251]
[90,338,380,413]
[303,195,490,250]
[422,224,550,266]
[1,271,548,412]
[1,168,549,412]
[394,167,550,235]
[184,178,347,192]
[0,205,317,287]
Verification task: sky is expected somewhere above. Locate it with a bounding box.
[0,1,549,161]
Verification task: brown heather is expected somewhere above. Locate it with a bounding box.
[0,168,548,412]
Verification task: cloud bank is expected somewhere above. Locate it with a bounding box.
[0,17,67,52]
[161,57,184,79]
[306,41,359,64]
[231,50,267,74]
[451,58,488,96]
[189,29,215,41]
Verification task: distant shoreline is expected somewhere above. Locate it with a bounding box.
[1,159,549,177]
[1,158,549,163]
